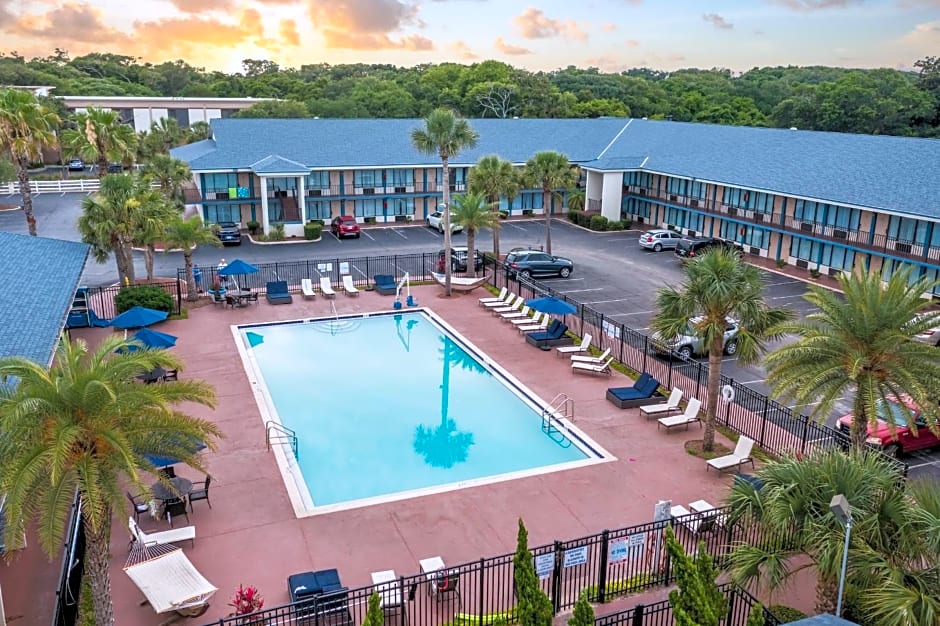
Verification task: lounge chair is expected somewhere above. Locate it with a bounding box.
[556,333,592,357]
[517,316,549,333]
[501,305,530,320]
[605,373,664,409]
[570,347,611,364]
[511,311,543,326]
[301,278,316,299]
[320,276,336,298]
[128,516,195,549]
[482,292,516,308]
[640,387,683,417]
[265,281,293,305]
[479,287,508,305]
[370,570,403,610]
[707,436,756,473]
[657,398,702,431]
[288,569,353,623]
[374,274,397,296]
[342,275,360,296]
[525,321,571,349]
[491,296,523,315]
[669,504,718,537]
[572,357,614,376]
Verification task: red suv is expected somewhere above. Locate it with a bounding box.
[837,397,940,457]
[330,215,360,239]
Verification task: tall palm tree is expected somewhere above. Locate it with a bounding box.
[164,215,223,301]
[651,248,792,451]
[566,188,586,212]
[0,335,220,626]
[764,268,940,450]
[0,89,60,236]
[523,151,575,255]
[143,154,192,207]
[61,108,137,179]
[726,449,939,621]
[450,192,499,277]
[411,108,479,296]
[187,120,212,143]
[148,117,185,154]
[468,155,519,259]
[79,173,147,284]
[133,190,180,281]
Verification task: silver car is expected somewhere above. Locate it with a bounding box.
[651,316,739,359]
[426,211,462,234]
[912,312,940,346]
[639,229,683,252]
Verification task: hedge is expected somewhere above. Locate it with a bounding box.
[304,221,323,240]
[114,285,174,314]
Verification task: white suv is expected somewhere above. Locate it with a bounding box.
[651,316,739,359]
[426,210,462,234]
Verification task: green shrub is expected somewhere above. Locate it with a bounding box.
[270,223,286,241]
[304,221,322,240]
[607,220,624,231]
[246,220,260,233]
[768,606,807,623]
[114,285,174,314]
[809,268,821,279]
[567,210,583,223]
[499,210,509,219]
[589,214,609,231]
[582,574,653,600]
[775,258,787,268]
[576,212,590,227]
[622,218,633,229]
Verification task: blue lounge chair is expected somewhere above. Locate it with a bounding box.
[374,274,397,296]
[525,321,571,349]
[606,373,664,408]
[265,281,293,305]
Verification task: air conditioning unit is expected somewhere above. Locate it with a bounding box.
[354,188,364,195]
[363,188,376,195]
[832,229,847,239]
[205,191,217,200]
[308,189,322,197]
[728,207,738,216]
[405,185,414,193]
[800,222,815,233]
[690,199,699,208]
[394,186,406,193]
[895,242,912,254]
[669,194,678,201]
[755,213,764,222]
[796,259,809,269]
[639,189,647,196]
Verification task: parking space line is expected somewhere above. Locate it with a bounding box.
[543,277,583,282]
[763,279,803,287]
[421,228,441,239]
[351,263,367,278]
[360,230,376,241]
[739,378,767,385]
[557,287,604,294]
[327,231,340,241]
[768,293,811,300]
[391,228,408,239]
[505,223,528,231]
[581,298,633,305]
[906,457,940,469]
[608,310,657,317]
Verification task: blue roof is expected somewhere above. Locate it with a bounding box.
[0,233,89,365]
[250,154,309,175]
[170,117,940,220]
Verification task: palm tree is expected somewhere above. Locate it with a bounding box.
[133,190,180,281]
[468,155,519,259]
[567,188,586,212]
[726,449,939,621]
[79,174,147,284]
[147,117,185,154]
[450,192,499,277]
[187,120,212,142]
[0,335,220,626]
[523,151,575,255]
[411,108,479,296]
[61,108,137,179]
[764,268,940,450]
[164,216,223,301]
[143,154,192,207]
[651,248,792,451]
[0,89,60,236]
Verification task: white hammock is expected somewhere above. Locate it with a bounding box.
[124,542,217,615]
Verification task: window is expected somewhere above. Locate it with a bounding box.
[789,238,855,271]
[387,169,414,187]
[354,198,383,217]
[353,170,383,188]
[306,201,331,221]
[622,197,651,220]
[887,216,928,244]
[306,171,330,190]
[721,222,767,249]
[205,204,244,224]
[387,198,414,216]
[168,109,189,127]
[266,177,297,193]
[204,173,237,193]
[831,206,861,231]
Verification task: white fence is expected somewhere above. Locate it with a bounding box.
[1,179,163,195]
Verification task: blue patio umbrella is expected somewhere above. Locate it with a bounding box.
[143,440,207,468]
[132,328,177,350]
[525,296,577,316]
[218,258,259,291]
[111,306,169,330]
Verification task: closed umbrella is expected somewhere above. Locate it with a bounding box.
[111,306,169,330]
[525,296,577,316]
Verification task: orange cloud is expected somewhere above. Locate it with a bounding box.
[514,8,587,42]
[601,23,617,32]
[321,30,433,50]
[8,2,130,46]
[625,39,640,47]
[773,0,862,10]
[494,37,531,56]
[306,0,429,50]
[449,40,478,60]
[279,19,301,46]
[131,10,262,59]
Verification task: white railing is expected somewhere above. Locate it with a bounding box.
[1,179,161,195]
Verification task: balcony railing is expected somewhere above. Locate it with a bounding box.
[625,187,940,262]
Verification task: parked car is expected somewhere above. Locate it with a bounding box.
[837,397,940,457]
[214,222,242,246]
[505,250,574,279]
[67,158,85,172]
[650,316,739,359]
[331,215,361,239]
[438,246,483,273]
[911,312,940,346]
[674,236,743,261]
[107,162,123,174]
[426,210,462,234]
[639,229,683,252]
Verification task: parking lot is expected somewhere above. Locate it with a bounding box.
[3,192,939,480]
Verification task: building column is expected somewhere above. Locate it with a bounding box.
[260,175,270,234]
[297,175,306,222]
[600,172,622,221]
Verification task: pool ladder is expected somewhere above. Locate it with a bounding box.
[541,393,573,448]
[266,421,299,460]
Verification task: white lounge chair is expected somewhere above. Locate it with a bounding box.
[320,276,336,298]
[707,436,756,473]
[371,570,403,609]
[491,296,523,315]
[517,316,549,333]
[342,274,360,296]
[479,286,508,305]
[641,387,683,417]
[301,278,316,299]
[658,398,702,431]
[669,504,718,536]
[128,516,195,548]
[501,305,530,320]
[556,333,593,357]
[482,292,516,308]
[570,347,611,364]
[572,357,614,376]
[511,311,543,326]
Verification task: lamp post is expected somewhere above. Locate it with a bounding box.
[829,494,853,617]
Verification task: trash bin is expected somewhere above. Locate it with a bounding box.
[193,267,203,292]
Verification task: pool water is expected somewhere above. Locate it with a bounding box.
[239,310,601,511]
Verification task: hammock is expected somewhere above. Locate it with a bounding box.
[124,541,217,620]
[430,272,489,292]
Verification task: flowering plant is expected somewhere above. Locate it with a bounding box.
[229,584,264,616]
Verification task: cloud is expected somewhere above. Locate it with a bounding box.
[703,13,733,29]
[771,0,863,10]
[448,40,478,60]
[308,0,420,34]
[585,54,629,73]
[513,8,587,41]
[600,22,617,32]
[494,37,531,55]
[897,0,940,7]
[279,19,301,46]
[901,20,940,51]
[625,39,640,47]
[320,30,433,50]
[8,2,130,45]
[131,10,262,58]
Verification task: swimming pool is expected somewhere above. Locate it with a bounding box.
[236,309,611,514]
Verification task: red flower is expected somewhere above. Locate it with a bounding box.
[229,584,264,615]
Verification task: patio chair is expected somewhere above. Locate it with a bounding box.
[570,347,611,364]
[525,321,571,349]
[490,296,523,315]
[556,333,592,357]
[433,569,461,603]
[301,278,317,299]
[126,491,150,524]
[510,311,543,326]
[657,398,702,431]
[374,274,397,296]
[571,357,614,376]
[500,305,530,320]
[669,505,719,538]
[707,436,756,473]
[342,275,360,296]
[265,281,293,305]
[163,498,190,528]
[208,291,227,307]
[128,516,195,549]
[320,276,337,298]
[479,286,508,305]
[482,292,516,308]
[640,387,683,417]
[157,466,176,479]
[188,475,212,511]
[162,368,178,382]
[516,315,549,334]
[605,373,664,409]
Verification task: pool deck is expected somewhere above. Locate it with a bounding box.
[1,286,772,624]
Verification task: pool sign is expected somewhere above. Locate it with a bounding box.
[339,262,350,275]
[609,533,648,563]
[602,319,622,339]
[534,553,554,579]
[563,546,589,568]
[317,263,333,272]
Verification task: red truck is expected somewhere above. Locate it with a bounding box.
[837,398,940,457]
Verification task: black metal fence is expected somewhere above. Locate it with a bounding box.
[69,281,183,326]
[51,493,85,626]
[595,582,781,626]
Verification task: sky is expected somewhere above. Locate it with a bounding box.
[0,0,937,75]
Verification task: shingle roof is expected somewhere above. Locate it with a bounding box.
[0,233,89,365]
[250,154,310,175]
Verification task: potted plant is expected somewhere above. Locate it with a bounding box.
[229,584,264,624]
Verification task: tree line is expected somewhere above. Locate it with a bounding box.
[1,50,938,137]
